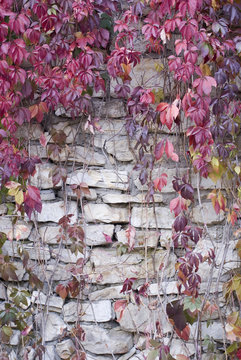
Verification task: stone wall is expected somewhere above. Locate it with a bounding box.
[0,59,239,360]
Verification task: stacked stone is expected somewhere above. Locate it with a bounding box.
[0,60,238,360]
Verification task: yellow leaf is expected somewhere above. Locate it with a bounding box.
[15,190,24,205]
[211,157,219,172]
[200,63,211,76]
[8,188,19,197]
[234,166,241,175]
[155,63,164,72]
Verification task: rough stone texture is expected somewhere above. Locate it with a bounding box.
[49,145,106,166]
[84,203,129,223]
[56,339,75,359]
[30,163,62,189]
[2,241,50,261]
[89,285,123,301]
[63,300,113,322]
[0,217,32,239]
[67,169,129,190]
[102,192,163,204]
[94,136,134,162]
[52,248,85,263]
[93,99,127,118]
[41,313,66,342]
[116,229,159,247]
[85,224,115,246]
[81,325,133,354]
[131,206,173,228]
[31,291,64,312]
[192,203,225,225]
[58,186,97,201]
[36,201,77,223]
[38,225,62,244]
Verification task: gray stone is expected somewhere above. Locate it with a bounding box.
[86,354,113,360]
[39,226,63,244]
[52,248,85,263]
[192,203,225,225]
[90,248,143,267]
[168,339,195,357]
[31,291,64,312]
[67,169,129,191]
[51,121,78,144]
[2,241,50,261]
[116,229,159,248]
[30,163,62,189]
[98,119,126,136]
[0,283,6,299]
[93,99,126,118]
[40,190,56,201]
[41,313,67,342]
[89,286,123,301]
[148,282,179,295]
[9,330,20,345]
[58,186,97,201]
[84,204,129,223]
[85,249,176,284]
[131,206,173,228]
[0,204,7,215]
[82,324,133,354]
[56,339,75,359]
[49,145,106,166]
[102,193,163,204]
[94,136,134,162]
[85,224,115,246]
[0,217,32,240]
[44,264,71,281]
[63,300,113,323]
[36,201,77,223]
[16,123,43,140]
[44,345,56,360]
[118,348,136,360]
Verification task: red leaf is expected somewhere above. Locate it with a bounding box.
[175,324,190,341]
[40,133,47,147]
[154,140,165,160]
[125,225,136,251]
[170,196,187,217]
[165,139,179,162]
[103,233,112,243]
[114,300,128,322]
[153,173,168,192]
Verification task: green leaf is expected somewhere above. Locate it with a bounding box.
[2,325,13,337]
[147,349,159,360]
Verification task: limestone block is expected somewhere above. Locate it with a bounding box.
[81,324,133,354]
[86,354,113,360]
[90,248,143,267]
[51,121,78,144]
[0,217,32,239]
[0,283,6,299]
[116,229,159,247]
[16,123,43,140]
[12,261,26,281]
[39,226,63,244]
[67,169,129,191]
[41,313,67,342]
[148,281,179,295]
[31,291,64,313]
[85,224,114,246]
[0,204,7,215]
[99,119,126,136]
[40,190,55,201]
[85,250,176,284]
[49,145,106,166]
[102,193,163,204]
[93,99,127,118]
[192,203,225,225]
[52,248,85,263]
[118,348,136,360]
[58,186,97,201]
[63,300,113,322]
[84,204,129,223]
[89,285,123,301]
[30,163,62,189]
[118,303,171,334]
[56,339,75,359]
[44,264,71,281]
[2,241,50,261]
[94,136,134,162]
[9,330,20,345]
[168,339,195,357]
[36,201,77,223]
[131,206,173,228]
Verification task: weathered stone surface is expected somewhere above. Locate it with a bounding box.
[38,226,63,244]
[85,249,176,284]
[93,99,126,118]
[2,241,50,261]
[30,163,62,189]
[58,186,97,201]
[149,281,179,295]
[41,313,66,342]
[16,123,43,140]
[118,348,136,360]
[99,119,126,136]
[94,136,134,162]
[192,203,225,225]
[84,204,129,223]
[36,201,77,223]
[131,206,173,228]
[102,193,163,204]
[56,339,75,359]
[0,283,6,299]
[118,303,171,334]
[63,300,113,322]
[9,330,20,345]
[44,264,71,281]
[67,169,129,190]
[0,204,7,215]
[89,285,123,301]
[51,121,78,144]
[49,146,106,166]
[85,224,114,246]
[52,248,84,263]
[0,217,32,239]
[81,325,133,354]
[90,248,143,267]
[86,353,113,360]
[31,291,64,313]
[116,229,159,247]
[40,190,56,201]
